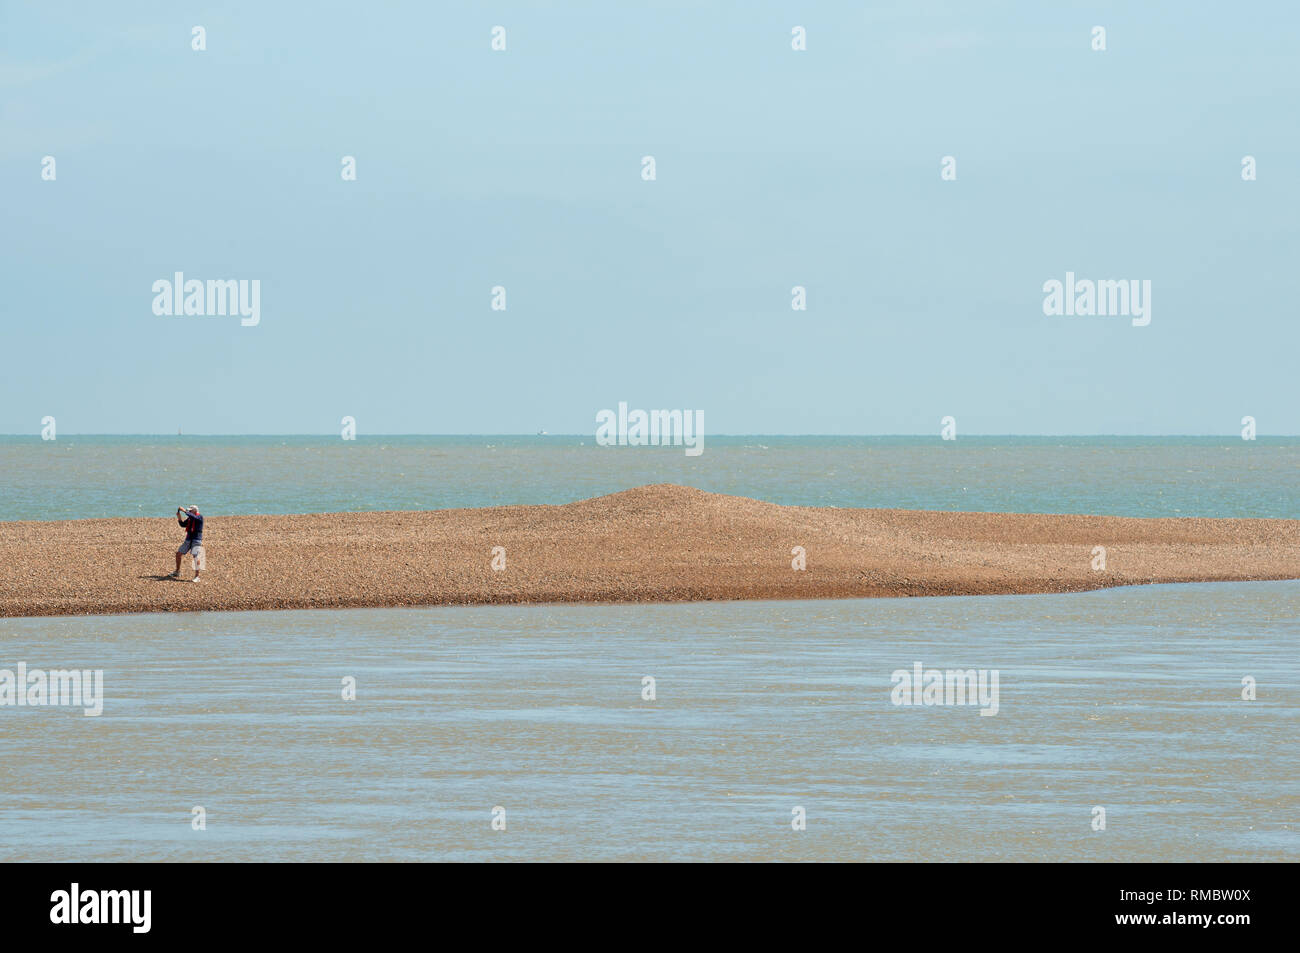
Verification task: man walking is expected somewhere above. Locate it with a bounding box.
[171,505,205,582]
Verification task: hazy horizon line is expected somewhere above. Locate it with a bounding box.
[4,433,1297,439]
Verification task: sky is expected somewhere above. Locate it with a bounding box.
[2,1,1298,435]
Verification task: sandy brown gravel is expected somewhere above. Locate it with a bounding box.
[1,484,1298,618]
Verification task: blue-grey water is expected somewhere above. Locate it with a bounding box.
[1,437,1295,861]
[1,435,1296,520]
[0,583,1295,862]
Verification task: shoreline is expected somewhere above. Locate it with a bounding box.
[4,580,1298,624]
[2,484,1298,619]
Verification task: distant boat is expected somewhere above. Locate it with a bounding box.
[537,430,548,435]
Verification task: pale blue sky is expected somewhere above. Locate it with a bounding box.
[2,1,1297,434]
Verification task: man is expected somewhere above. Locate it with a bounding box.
[171,505,205,582]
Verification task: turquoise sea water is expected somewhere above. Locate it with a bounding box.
[0,583,1295,862]
[1,435,1297,520]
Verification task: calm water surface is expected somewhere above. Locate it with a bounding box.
[1,582,1295,862]
[1,435,1296,520]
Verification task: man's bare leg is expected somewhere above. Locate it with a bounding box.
[172,551,182,576]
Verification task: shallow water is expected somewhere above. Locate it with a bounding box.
[1,435,1296,520]
[1,581,1295,862]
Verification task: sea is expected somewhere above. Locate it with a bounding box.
[0,436,1296,861]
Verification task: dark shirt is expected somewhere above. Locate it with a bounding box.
[179,512,204,544]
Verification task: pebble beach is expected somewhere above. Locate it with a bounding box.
[2,484,1298,618]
